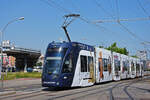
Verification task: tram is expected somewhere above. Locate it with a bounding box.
[42,41,144,88]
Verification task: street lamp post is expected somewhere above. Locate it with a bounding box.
[0,17,24,89]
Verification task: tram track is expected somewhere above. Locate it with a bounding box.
[48,87,109,100]
[109,82,122,100]
[69,79,139,100]
[14,92,49,100]
[0,77,149,100]
[110,79,141,100]
[111,77,150,100]
[130,86,150,93]
[70,84,120,100]
[0,88,48,100]
[45,81,116,99]
[47,79,134,100]
[123,82,135,100]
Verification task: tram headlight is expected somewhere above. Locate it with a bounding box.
[63,76,68,79]
[56,82,59,85]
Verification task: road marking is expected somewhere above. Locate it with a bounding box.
[4,88,14,90]
[0,91,16,96]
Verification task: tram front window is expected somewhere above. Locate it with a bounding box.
[45,47,67,74]
[45,59,61,74]
[46,48,67,57]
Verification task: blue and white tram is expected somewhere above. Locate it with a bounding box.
[42,41,144,88]
[42,41,95,87]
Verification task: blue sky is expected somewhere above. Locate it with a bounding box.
[0,0,150,56]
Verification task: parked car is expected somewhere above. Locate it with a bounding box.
[8,67,16,72]
[26,67,33,72]
[33,66,42,72]
[2,67,6,72]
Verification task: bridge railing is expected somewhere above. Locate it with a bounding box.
[13,47,41,54]
[0,45,41,54]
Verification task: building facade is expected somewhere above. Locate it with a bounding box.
[136,50,147,60]
[0,53,16,68]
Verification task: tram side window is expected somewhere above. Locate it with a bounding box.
[123,61,127,71]
[81,55,87,72]
[99,60,101,72]
[88,56,94,72]
[118,61,121,71]
[141,64,144,71]
[103,59,108,71]
[115,60,120,71]
[122,61,125,72]
[136,64,140,71]
[126,61,130,73]
[108,58,111,73]
[131,62,135,71]
[62,54,73,73]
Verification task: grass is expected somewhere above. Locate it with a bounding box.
[0,72,42,80]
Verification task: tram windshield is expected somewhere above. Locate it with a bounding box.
[45,48,67,74]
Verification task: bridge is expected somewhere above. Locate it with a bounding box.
[0,41,41,71]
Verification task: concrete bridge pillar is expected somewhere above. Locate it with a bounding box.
[24,57,27,72]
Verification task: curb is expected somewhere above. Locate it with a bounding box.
[16,78,41,80]
[0,91,16,96]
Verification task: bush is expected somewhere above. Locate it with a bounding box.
[0,72,42,80]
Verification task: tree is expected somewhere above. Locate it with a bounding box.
[36,62,42,66]
[99,45,104,48]
[131,55,138,58]
[105,42,129,55]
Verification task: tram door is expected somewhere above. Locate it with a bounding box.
[80,55,95,86]
[113,53,121,81]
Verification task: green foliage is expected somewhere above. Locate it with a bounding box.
[131,55,138,58]
[144,69,150,71]
[36,62,42,66]
[0,72,41,80]
[106,42,129,55]
[99,45,104,48]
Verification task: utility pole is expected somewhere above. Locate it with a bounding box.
[141,42,150,60]
[0,17,24,90]
[62,14,80,42]
[141,42,150,72]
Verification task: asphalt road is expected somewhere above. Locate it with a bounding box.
[0,77,150,100]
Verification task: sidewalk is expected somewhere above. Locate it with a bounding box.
[0,78,41,96]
